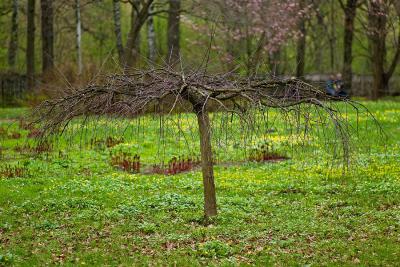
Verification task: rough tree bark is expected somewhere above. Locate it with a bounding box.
[167,0,180,64]
[75,0,82,75]
[8,0,18,70]
[27,0,35,89]
[340,0,358,94]
[40,0,54,74]
[147,4,157,62]
[186,87,218,217]
[296,0,306,79]
[196,109,217,217]
[112,0,124,63]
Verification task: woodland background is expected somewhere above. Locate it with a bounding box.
[0,0,400,104]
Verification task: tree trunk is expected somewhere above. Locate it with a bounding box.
[342,0,358,94]
[329,0,337,71]
[147,4,157,62]
[196,109,218,218]
[368,1,400,98]
[167,0,180,64]
[296,1,306,79]
[8,0,18,70]
[112,0,124,63]
[27,0,35,89]
[124,0,149,68]
[368,1,387,100]
[75,0,83,75]
[40,0,54,74]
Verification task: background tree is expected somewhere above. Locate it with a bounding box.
[112,0,124,64]
[75,0,83,75]
[123,0,152,68]
[366,0,400,99]
[0,0,399,99]
[8,0,18,70]
[296,0,308,79]
[328,0,338,71]
[339,0,359,94]
[40,0,54,74]
[167,0,180,64]
[147,3,157,62]
[27,0,36,89]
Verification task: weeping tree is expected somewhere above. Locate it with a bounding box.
[35,65,369,218]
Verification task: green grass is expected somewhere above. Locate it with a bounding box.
[0,100,399,266]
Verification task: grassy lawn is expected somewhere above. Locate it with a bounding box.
[0,100,399,266]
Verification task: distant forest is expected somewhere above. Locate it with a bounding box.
[0,0,399,98]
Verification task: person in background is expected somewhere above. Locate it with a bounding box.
[325,74,336,96]
[334,73,348,97]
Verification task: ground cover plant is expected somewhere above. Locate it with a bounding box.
[0,100,399,266]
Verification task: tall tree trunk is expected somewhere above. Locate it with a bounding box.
[187,89,218,218]
[367,1,400,99]
[124,3,140,68]
[147,4,157,62]
[368,1,387,100]
[75,0,82,75]
[124,0,150,68]
[112,0,124,63]
[27,0,35,89]
[296,0,306,79]
[342,0,358,94]
[329,0,337,71]
[40,0,54,74]
[196,109,217,218]
[167,0,180,64]
[8,0,19,70]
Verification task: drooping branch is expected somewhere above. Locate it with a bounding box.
[34,66,363,218]
[35,68,341,134]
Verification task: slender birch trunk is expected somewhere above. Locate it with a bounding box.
[75,0,83,75]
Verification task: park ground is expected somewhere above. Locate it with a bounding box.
[0,99,399,266]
